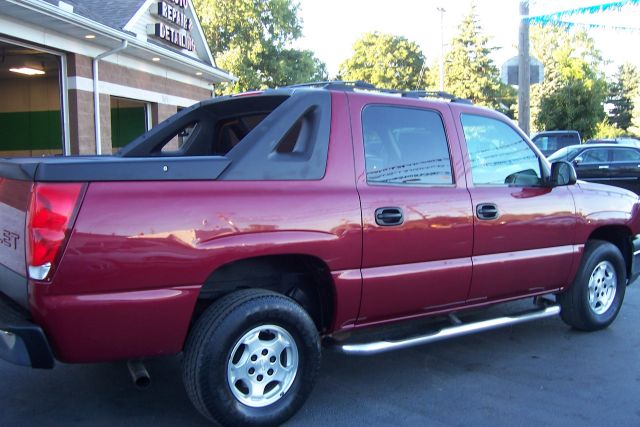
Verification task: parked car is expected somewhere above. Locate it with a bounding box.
[548,143,640,194]
[531,130,581,157]
[2,82,640,426]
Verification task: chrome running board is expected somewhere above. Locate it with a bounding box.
[339,305,561,356]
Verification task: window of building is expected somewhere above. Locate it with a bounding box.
[0,39,64,157]
[110,97,149,152]
[362,105,453,185]
[461,114,541,186]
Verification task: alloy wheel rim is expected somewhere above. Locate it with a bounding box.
[587,260,617,315]
[227,324,299,407]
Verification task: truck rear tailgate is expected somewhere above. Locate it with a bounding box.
[0,177,31,307]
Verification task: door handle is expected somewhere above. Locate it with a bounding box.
[375,207,404,226]
[598,165,609,169]
[476,203,499,220]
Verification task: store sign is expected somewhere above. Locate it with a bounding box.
[150,22,196,51]
[148,0,196,52]
[157,1,193,31]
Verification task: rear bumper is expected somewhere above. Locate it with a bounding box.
[0,293,54,369]
[630,235,640,285]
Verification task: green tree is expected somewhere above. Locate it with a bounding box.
[443,7,507,110]
[633,104,640,136]
[593,119,625,139]
[608,63,640,131]
[338,32,427,90]
[530,25,606,138]
[193,0,327,92]
[537,77,606,139]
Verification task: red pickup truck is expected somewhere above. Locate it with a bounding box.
[1,82,639,426]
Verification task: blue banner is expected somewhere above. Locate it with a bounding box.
[524,0,640,31]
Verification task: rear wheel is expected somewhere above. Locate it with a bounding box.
[558,240,626,331]
[183,289,320,426]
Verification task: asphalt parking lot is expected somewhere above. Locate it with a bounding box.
[2,285,639,427]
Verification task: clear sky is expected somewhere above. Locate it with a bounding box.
[294,0,640,79]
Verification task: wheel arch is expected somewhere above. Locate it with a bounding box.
[587,225,633,278]
[194,254,335,333]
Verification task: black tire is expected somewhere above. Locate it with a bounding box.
[183,289,321,426]
[557,240,626,331]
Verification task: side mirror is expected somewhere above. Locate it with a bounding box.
[573,156,583,165]
[550,161,577,187]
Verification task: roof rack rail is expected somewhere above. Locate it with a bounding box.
[284,81,472,104]
[403,90,473,104]
[286,80,385,91]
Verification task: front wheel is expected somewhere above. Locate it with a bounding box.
[183,289,321,426]
[558,240,626,331]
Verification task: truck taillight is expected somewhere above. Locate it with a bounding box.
[27,183,84,281]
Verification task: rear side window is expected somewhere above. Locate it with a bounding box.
[362,106,453,185]
[612,149,640,162]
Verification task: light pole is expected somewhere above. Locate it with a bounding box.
[437,7,446,91]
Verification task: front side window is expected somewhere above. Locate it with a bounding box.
[362,106,453,185]
[461,114,541,186]
[580,149,608,163]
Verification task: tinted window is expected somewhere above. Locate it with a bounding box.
[580,149,608,163]
[161,122,198,153]
[612,148,640,162]
[533,134,578,155]
[362,106,452,185]
[548,146,582,162]
[214,113,268,155]
[461,114,541,186]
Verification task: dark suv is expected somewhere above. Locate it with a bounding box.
[531,130,581,157]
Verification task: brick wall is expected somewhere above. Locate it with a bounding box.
[66,53,211,155]
[99,93,112,155]
[99,61,211,101]
[68,89,95,154]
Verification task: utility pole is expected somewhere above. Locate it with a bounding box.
[437,7,446,91]
[518,0,530,135]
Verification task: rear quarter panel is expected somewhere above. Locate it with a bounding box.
[30,92,364,363]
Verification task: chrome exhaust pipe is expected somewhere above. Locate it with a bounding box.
[127,360,151,388]
[339,305,561,356]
